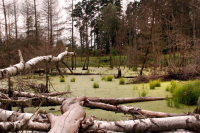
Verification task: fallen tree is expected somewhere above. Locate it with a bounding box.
[0,48,74,80]
[0,98,198,132]
[0,48,199,133]
[0,89,166,106]
[83,115,200,132]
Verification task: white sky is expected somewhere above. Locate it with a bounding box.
[0,0,135,43]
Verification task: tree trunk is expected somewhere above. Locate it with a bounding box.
[33,0,38,41]
[48,97,86,133]
[84,101,188,118]
[2,0,8,45]
[85,116,200,132]
[0,48,74,80]
[13,0,18,40]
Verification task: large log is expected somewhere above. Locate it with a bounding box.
[0,88,70,97]
[0,89,165,104]
[88,97,166,105]
[0,105,199,132]
[0,120,50,132]
[48,97,86,133]
[84,100,188,118]
[0,109,48,122]
[85,115,200,132]
[0,48,74,80]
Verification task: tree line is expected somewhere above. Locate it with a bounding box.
[1,0,200,77]
[72,0,200,77]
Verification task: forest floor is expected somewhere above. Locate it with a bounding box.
[20,67,196,121]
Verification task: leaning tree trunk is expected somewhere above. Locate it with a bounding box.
[0,48,74,80]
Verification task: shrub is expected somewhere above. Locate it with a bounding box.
[106,76,113,82]
[91,78,94,81]
[101,76,106,81]
[93,82,99,88]
[149,80,161,89]
[59,77,65,82]
[70,77,76,82]
[119,78,125,85]
[172,80,200,105]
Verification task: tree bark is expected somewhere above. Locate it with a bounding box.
[84,100,188,118]
[13,0,18,40]
[88,97,165,105]
[48,97,86,133]
[2,0,8,44]
[85,116,200,132]
[0,48,74,80]
[0,120,50,132]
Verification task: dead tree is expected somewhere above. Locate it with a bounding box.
[0,48,74,80]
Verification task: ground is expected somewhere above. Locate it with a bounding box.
[20,67,196,121]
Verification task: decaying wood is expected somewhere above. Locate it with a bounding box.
[84,100,189,118]
[0,48,74,80]
[0,120,50,132]
[48,97,86,133]
[0,109,50,132]
[0,88,70,97]
[0,100,199,132]
[0,98,35,107]
[0,89,166,107]
[88,97,166,105]
[0,109,48,123]
[85,115,200,132]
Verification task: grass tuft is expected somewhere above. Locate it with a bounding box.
[101,76,106,81]
[149,80,161,89]
[93,82,99,88]
[119,78,125,85]
[59,77,65,82]
[70,77,76,82]
[138,85,148,97]
[106,76,113,82]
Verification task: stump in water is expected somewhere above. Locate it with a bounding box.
[115,68,122,78]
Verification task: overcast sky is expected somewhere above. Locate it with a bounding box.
[0,0,135,43]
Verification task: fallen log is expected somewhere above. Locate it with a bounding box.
[0,89,166,106]
[0,120,50,132]
[1,115,199,133]
[0,109,48,122]
[0,98,35,107]
[0,102,199,132]
[84,100,189,118]
[48,97,86,133]
[0,88,70,97]
[88,97,166,105]
[84,115,200,132]
[0,48,74,80]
